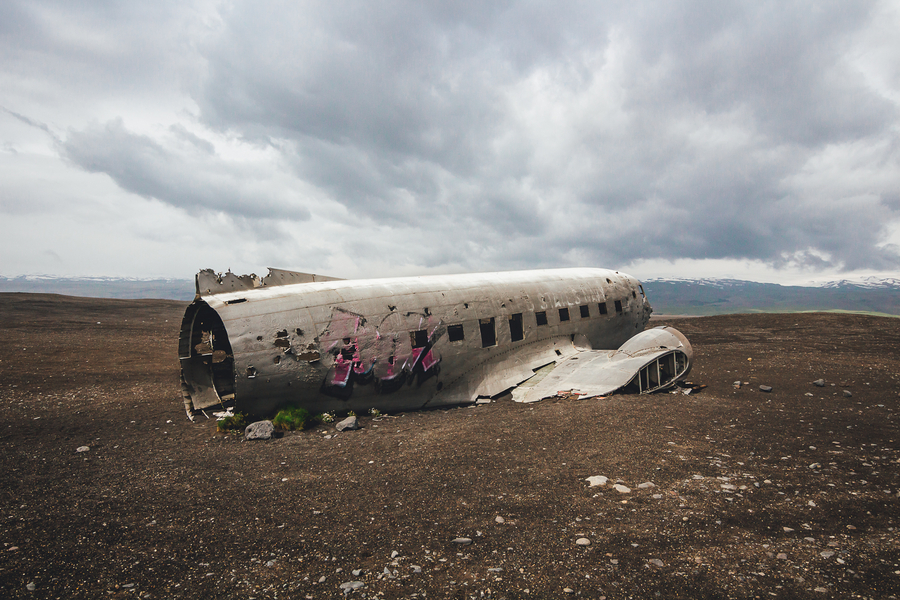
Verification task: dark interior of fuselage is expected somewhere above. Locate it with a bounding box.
[179,300,235,409]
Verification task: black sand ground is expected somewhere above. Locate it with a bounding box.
[1,293,898,599]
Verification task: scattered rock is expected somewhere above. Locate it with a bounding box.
[637,482,655,489]
[339,581,365,591]
[648,558,664,567]
[390,550,399,558]
[351,569,362,576]
[452,537,472,545]
[245,420,274,440]
[843,390,853,397]
[733,381,741,388]
[759,385,773,393]
[26,582,36,591]
[76,446,90,453]
[318,576,326,583]
[495,516,505,524]
[336,416,359,432]
[783,527,794,532]
[563,587,574,594]
[813,379,825,387]
[612,484,631,494]
[777,553,788,560]
[411,565,422,573]
[821,551,834,558]
[585,476,608,487]
[575,538,591,546]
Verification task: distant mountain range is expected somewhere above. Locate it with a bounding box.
[2,274,899,316]
[643,277,900,316]
[0,276,195,301]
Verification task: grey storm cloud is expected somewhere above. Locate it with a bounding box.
[62,119,310,221]
[3,0,899,277]
[183,0,900,271]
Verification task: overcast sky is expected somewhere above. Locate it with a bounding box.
[2,1,899,284]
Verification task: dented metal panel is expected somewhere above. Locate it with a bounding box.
[511,326,692,403]
[178,267,690,417]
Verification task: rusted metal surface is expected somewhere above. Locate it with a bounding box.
[178,267,691,417]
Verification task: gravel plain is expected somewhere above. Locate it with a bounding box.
[1,293,899,599]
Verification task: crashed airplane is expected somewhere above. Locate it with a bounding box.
[178,267,692,418]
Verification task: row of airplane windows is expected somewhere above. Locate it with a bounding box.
[412,301,625,349]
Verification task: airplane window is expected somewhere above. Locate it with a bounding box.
[632,290,637,298]
[410,329,429,348]
[480,318,496,348]
[614,300,623,313]
[559,308,570,322]
[509,313,524,342]
[447,324,464,342]
[535,311,548,326]
[598,302,608,315]
[579,305,590,318]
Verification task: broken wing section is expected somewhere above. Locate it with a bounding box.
[512,326,692,403]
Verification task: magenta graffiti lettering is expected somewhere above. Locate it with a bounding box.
[317,307,444,398]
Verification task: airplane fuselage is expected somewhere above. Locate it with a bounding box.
[179,268,653,416]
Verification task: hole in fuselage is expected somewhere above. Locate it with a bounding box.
[179,300,236,410]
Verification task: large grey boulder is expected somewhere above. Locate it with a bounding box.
[245,420,275,440]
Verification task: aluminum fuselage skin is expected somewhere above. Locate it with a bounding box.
[179,268,652,415]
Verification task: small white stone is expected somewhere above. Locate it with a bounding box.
[637,482,655,489]
[76,446,90,453]
[495,516,505,524]
[585,476,608,487]
[575,538,590,546]
[612,484,631,494]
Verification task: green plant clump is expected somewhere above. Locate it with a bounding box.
[216,413,247,432]
[272,406,311,430]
